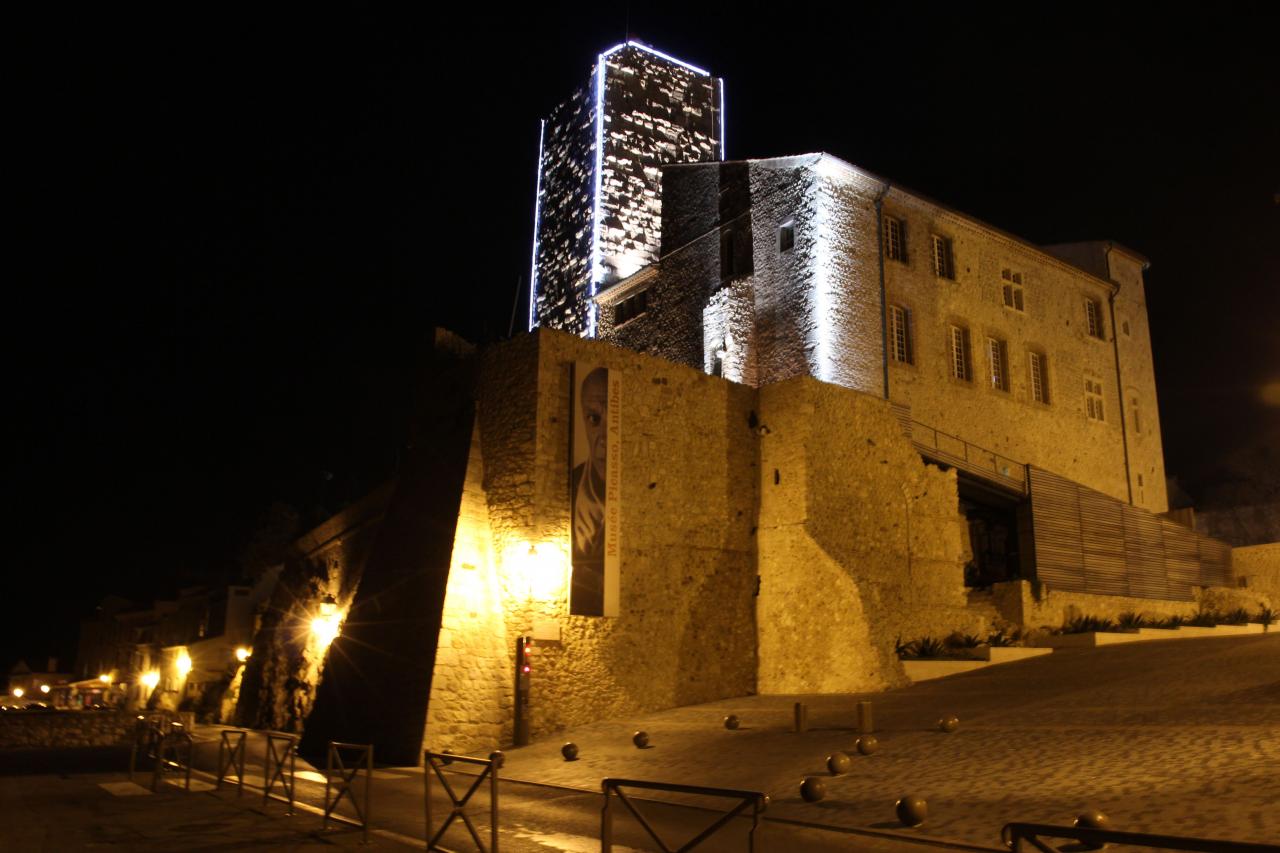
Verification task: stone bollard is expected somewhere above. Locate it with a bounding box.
[793,702,808,733]
[857,700,874,734]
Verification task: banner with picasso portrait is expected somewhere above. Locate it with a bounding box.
[569,362,620,616]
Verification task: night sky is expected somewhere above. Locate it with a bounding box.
[9,9,1277,675]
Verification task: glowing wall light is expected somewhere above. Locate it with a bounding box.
[718,77,726,160]
[234,647,252,663]
[174,650,192,678]
[11,687,23,698]
[39,684,50,694]
[141,671,160,690]
[310,594,343,648]
[98,673,112,684]
[505,541,567,602]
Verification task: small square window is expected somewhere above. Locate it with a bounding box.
[778,221,795,253]
[614,289,649,326]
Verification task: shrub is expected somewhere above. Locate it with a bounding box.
[1060,615,1116,634]
[987,627,1024,647]
[1188,610,1220,627]
[1151,614,1185,629]
[945,632,985,649]
[1222,607,1251,626]
[912,636,947,658]
[1117,611,1148,630]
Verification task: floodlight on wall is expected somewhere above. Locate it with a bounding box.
[506,541,568,602]
[11,687,23,698]
[39,684,50,694]
[98,674,112,684]
[234,647,252,663]
[174,650,192,678]
[141,671,160,690]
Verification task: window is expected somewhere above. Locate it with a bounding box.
[1085,378,1105,421]
[889,305,913,364]
[932,235,955,279]
[1085,298,1105,339]
[884,216,907,262]
[1028,351,1049,404]
[778,221,795,252]
[948,325,971,382]
[987,337,1009,391]
[1122,319,1131,336]
[614,289,649,326]
[1130,395,1141,433]
[1001,269,1025,311]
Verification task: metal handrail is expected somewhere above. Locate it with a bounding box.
[1001,821,1277,853]
[128,715,165,782]
[262,732,297,814]
[151,724,193,792]
[216,729,248,796]
[910,420,1027,491]
[324,741,374,844]
[602,778,769,853]
[424,749,503,852]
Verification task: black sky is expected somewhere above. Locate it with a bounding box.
[8,8,1278,674]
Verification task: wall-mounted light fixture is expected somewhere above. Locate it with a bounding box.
[39,684,51,694]
[141,671,160,690]
[234,647,252,663]
[310,594,342,648]
[174,650,192,678]
[98,673,112,684]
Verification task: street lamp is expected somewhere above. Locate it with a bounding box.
[98,674,112,685]
[11,687,23,699]
[39,684,50,695]
[235,647,252,663]
[141,671,160,690]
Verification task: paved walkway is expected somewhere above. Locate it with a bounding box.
[2,634,1275,850]
[493,633,1280,846]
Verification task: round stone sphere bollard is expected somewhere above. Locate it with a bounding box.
[895,795,928,827]
[799,776,827,803]
[723,714,740,730]
[938,714,960,733]
[855,735,879,755]
[826,751,851,775]
[1074,808,1110,849]
[561,742,579,761]
[632,730,650,749]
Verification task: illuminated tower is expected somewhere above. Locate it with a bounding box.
[529,41,724,336]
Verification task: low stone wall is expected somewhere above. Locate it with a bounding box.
[1233,543,1280,607]
[992,578,1274,631]
[0,711,135,749]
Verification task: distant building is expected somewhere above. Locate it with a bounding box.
[529,41,724,336]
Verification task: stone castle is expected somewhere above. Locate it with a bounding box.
[137,42,1278,765]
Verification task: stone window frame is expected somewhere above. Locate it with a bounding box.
[1084,297,1106,339]
[986,336,1010,392]
[1085,377,1106,422]
[614,289,650,327]
[778,220,795,253]
[884,215,908,263]
[931,234,956,280]
[947,323,972,383]
[1001,268,1026,312]
[889,304,914,365]
[1027,349,1050,405]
